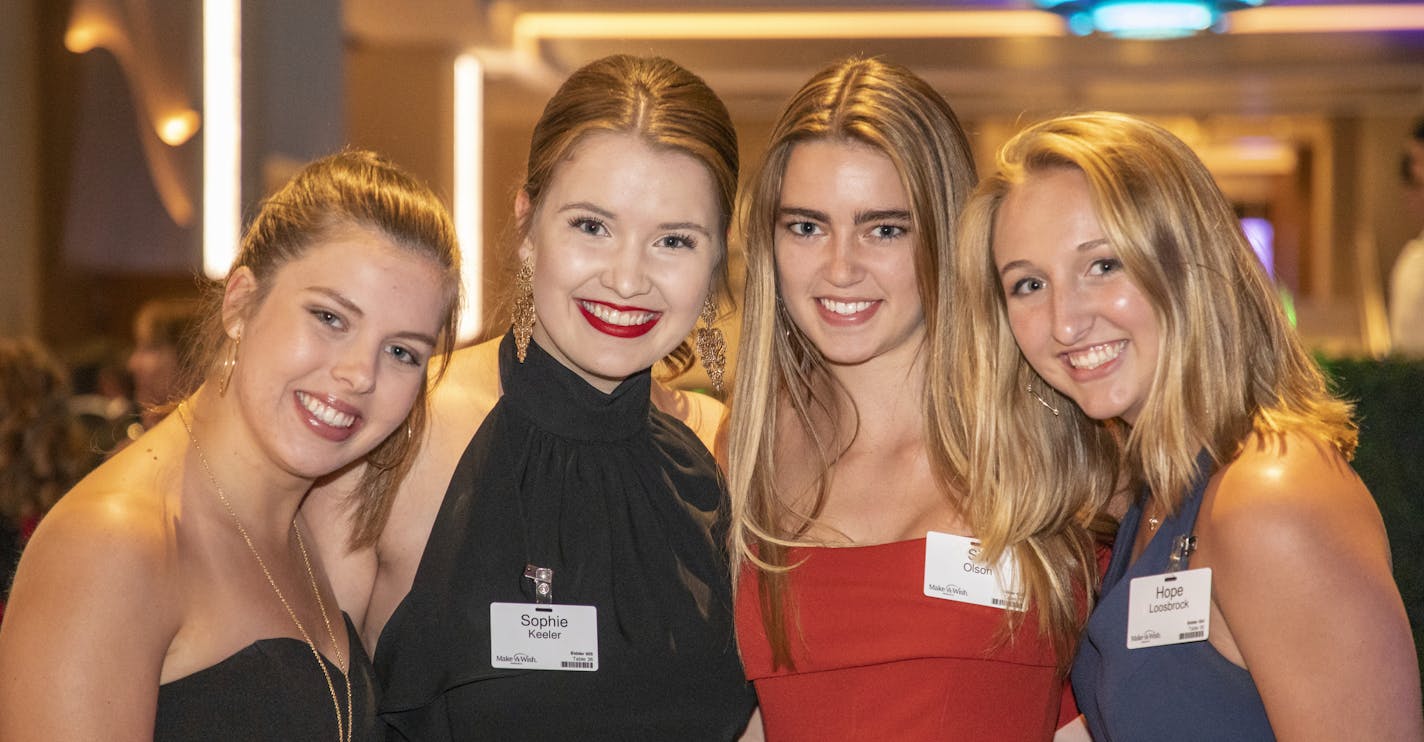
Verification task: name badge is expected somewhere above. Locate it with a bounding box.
[1126,567,1211,649]
[923,531,1025,611]
[490,602,599,671]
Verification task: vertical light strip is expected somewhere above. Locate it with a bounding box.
[454,53,484,341]
[202,0,240,279]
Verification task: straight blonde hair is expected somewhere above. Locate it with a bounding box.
[729,57,1098,671]
[953,111,1356,541]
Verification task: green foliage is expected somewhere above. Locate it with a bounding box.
[1318,354,1424,699]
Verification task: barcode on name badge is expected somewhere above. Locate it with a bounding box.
[561,660,595,669]
[1179,630,1205,640]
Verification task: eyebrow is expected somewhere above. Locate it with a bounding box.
[997,238,1113,277]
[778,206,912,225]
[560,201,711,236]
[308,286,438,347]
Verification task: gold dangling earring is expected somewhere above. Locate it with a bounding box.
[218,333,241,396]
[695,298,726,393]
[512,259,536,363]
[1026,379,1060,416]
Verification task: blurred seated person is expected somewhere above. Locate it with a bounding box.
[1391,116,1424,355]
[127,297,202,433]
[0,337,97,622]
[66,338,136,455]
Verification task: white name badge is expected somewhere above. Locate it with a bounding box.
[1126,567,1212,649]
[923,531,1026,611]
[490,602,599,671]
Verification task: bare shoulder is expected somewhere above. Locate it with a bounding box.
[15,461,178,608]
[365,339,503,646]
[652,381,728,455]
[1201,435,1421,737]
[0,460,180,739]
[1206,430,1382,558]
[385,339,502,547]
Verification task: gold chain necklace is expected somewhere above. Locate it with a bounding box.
[177,402,353,742]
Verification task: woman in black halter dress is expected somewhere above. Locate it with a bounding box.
[311,56,755,741]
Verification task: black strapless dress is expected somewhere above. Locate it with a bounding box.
[156,614,377,741]
[373,334,755,741]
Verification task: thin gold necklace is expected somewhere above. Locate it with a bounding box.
[177,402,353,742]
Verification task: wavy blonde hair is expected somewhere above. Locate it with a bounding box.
[954,111,1356,545]
[729,57,1095,671]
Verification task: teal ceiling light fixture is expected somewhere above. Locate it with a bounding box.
[1035,0,1266,39]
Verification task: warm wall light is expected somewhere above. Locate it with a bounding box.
[511,10,1064,59]
[454,53,484,341]
[1228,5,1424,33]
[158,111,199,146]
[202,0,240,279]
[65,1,199,224]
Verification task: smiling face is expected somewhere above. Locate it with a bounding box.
[773,139,924,371]
[993,167,1160,425]
[224,225,447,480]
[521,131,722,393]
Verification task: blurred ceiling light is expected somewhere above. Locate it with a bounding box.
[454,53,484,342]
[1036,0,1264,39]
[512,10,1064,58]
[1228,5,1424,33]
[203,0,240,279]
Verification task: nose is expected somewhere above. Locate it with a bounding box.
[1050,281,1094,346]
[826,233,865,287]
[332,342,378,394]
[603,241,653,298]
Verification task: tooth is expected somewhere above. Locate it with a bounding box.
[300,392,354,429]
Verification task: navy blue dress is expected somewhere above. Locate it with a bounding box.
[1071,454,1275,741]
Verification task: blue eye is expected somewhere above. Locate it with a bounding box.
[871,224,907,240]
[1090,258,1122,275]
[785,221,820,237]
[387,345,421,367]
[1010,277,1044,296]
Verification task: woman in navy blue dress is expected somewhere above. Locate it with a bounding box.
[952,111,1423,740]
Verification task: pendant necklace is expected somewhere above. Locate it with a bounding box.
[178,402,353,742]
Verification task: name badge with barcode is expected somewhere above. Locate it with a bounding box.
[1126,567,1212,649]
[490,602,599,671]
[923,531,1025,611]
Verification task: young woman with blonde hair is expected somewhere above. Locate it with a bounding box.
[955,111,1422,740]
[728,57,1101,740]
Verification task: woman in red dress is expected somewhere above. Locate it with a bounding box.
[726,57,1102,741]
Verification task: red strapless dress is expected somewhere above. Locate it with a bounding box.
[737,537,1077,742]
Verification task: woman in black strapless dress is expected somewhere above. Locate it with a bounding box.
[0,150,462,742]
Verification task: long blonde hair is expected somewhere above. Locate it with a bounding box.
[954,111,1356,544]
[729,57,1101,670]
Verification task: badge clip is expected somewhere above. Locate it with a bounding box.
[1167,535,1196,573]
[524,564,554,604]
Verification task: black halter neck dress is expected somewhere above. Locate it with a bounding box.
[373,335,755,741]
